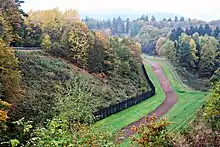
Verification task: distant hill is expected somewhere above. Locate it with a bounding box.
[79,9,184,20]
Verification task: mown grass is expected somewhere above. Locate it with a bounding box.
[145,57,207,131]
[93,64,165,134]
[120,57,207,146]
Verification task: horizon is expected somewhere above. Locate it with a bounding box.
[21,0,220,21]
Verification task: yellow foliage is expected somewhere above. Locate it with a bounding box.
[130,115,173,146]
[156,37,166,56]
[41,34,52,50]
[63,9,79,22]
[0,12,13,44]
[0,99,11,122]
[0,110,8,122]
[0,39,24,103]
[68,21,90,67]
[0,99,12,108]
[27,8,79,30]
[95,31,110,49]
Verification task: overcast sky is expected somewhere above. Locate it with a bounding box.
[21,0,220,21]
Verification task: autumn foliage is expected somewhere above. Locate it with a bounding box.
[0,39,24,103]
[130,115,175,146]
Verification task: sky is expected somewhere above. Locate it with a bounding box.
[21,0,220,21]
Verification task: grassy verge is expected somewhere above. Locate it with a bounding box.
[93,64,165,134]
[145,57,207,131]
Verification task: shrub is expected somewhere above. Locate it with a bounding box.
[204,81,220,131]
[130,115,176,146]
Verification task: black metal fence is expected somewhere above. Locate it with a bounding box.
[93,64,156,121]
[12,47,41,50]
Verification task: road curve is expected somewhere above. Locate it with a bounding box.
[120,60,178,139]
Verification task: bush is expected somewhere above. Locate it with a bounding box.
[204,81,220,131]
[130,115,176,146]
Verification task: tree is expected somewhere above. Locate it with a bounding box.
[180,17,185,22]
[145,15,149,21]
[177,33,191,67]
[0,0,27,46]
[88,32,114,75]
[140,15,145,20]
[185,28,190,35]
[168,18,172,22]
[68,21,90,67]
[189,38,198,68]
[177,33,199,68]
[163,18,167,21]
[189,26,196,36]
[0,39,23,103]
[151,15,156,21]
[0,12,13,44]
[125,18,131,34]
[160,40,176,62]
[170,27,184,41]
[192,32,201,61]
[204,24,212,36]
[175,16,178,22]
[130,22,142,37]
[41,34,52,50]
[116,16,123,34]
[214,26,220,38]
[156,37,166,55]
[23,21,43,47]
[27,9,79,43]
[198,25,204,36]
[111,17,117,34]
[198,37,217,77]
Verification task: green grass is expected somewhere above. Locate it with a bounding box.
[145,57,207,131]
[95,55,207,146]
[93,64,165,133]
[120,57,207,146]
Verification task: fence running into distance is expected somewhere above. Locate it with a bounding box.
[12,47,41,50]
[6,47,156,122]
[93,64,156,121]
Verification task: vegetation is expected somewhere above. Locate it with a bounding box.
[130,115,175,146]
[0,3,149,146]
[0,40,23,103]
[0,1,220,146]
[93,63,165,134]
[149,58,207,131]
[155,32,219,90]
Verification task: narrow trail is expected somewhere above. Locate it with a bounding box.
[120,60,178,139]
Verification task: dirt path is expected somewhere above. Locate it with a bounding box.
[120,60,178,139]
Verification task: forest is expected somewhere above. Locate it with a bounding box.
[0,0,219,146]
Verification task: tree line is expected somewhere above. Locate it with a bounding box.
[0,3,149,146]
[156,32,219,80]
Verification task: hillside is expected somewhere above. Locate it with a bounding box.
[1,1,219,146]
[9,51,150,125]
